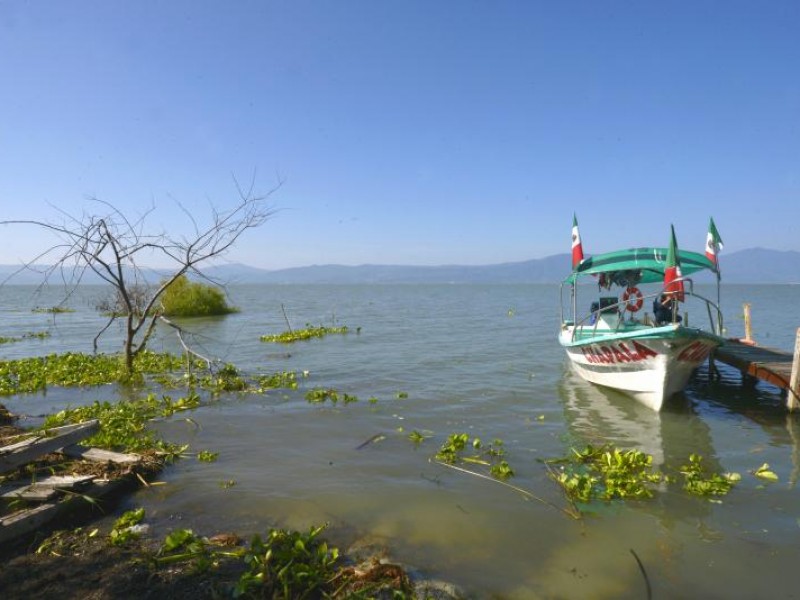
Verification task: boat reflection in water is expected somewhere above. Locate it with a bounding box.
[531,367,724,598]
[559,365,719,472]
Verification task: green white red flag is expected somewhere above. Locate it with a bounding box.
[571,214,584,269]
[664,225,685,301]
[705,217,724,268]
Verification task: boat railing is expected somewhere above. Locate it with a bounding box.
[565,277,724,342]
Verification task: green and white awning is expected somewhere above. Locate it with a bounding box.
[564,247,717,285]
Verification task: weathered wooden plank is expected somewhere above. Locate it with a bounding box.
[0,502,58,545]
[1,486,59,502]
[0,477,127,546]
[0,420,99,474]
[715,339,798,394]
[0,474,97,501]
[60,444,140,464]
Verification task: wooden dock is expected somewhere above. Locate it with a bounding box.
[0,420,145,546]
[712,330,800,411]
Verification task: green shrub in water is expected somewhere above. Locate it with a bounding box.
[159,275,238,317]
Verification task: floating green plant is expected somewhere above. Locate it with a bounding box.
[41,392,201,456]
[257,370,305,390]
[305,387,358,405]
[198,363,247,392]
[435,433,513,480]
[680,454,740,495]
[549,446,741,505]
[260,324,349,344]
[0,331,51,344]
[32,306,75,314]
[0,350,188,395]
[753,462,778,481]
[408,430,428,445]
[197,450,218,463]
[549,444,664,503]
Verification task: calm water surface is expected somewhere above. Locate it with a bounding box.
[2,284,799,599]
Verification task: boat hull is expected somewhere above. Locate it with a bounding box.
[559,326,721,411]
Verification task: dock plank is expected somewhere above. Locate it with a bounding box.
[60,445,140,464]
[0,474,97,501]
[0,421,99,473]
[0,478,123,546]
[714,340,795,389]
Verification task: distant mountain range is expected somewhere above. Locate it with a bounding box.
[1,248,798,285]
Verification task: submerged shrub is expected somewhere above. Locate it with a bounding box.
[159,275,238,317]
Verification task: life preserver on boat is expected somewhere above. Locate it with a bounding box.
[622,286,643,312]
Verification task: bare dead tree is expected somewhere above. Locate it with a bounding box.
[1,176,280,375]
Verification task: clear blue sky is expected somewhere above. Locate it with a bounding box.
[1,1,798,270]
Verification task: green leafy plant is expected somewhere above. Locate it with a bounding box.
[681,454,740,495]
[0,331,51,344]
[305,388,358,405]
[550,444,664,503]
[41,392,200,456]
[490,460,515,481]
[109,508,146,546]
[260,324,349,344]
[32,306,75,313]
[753,462,778,481]
[155,528,214,571]
[199,363,248,392]
[257,370,304,390]
[234,524,340,599]
[435,433,470,464]
[35,527,99,556]
[408,430,427,445]
[435,433,514,480]
[158,275,238,317]
[197,450,219,462]
[0,350,188,395]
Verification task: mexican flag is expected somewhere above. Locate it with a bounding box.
[664,225,685,301]
[705,217,724,268]
[571,214,584,269]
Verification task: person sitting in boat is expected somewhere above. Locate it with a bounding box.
[653,293,682,325]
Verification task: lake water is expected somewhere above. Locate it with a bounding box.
[2,283,799,599]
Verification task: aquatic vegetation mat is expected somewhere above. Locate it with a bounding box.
[40,392,202,456]
[547,444,741,509]
[260,324,350,344]
[0,351,188,395]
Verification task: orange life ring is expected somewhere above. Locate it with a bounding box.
[622,286,643,312]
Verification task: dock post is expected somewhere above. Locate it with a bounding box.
[789,328,800,412]
[743,303,753,344]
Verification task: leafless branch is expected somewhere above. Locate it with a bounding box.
[1,178,280,373]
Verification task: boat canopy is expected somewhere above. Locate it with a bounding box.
[563,247,717,286]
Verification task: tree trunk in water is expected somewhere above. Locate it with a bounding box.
[124,316,135,376]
